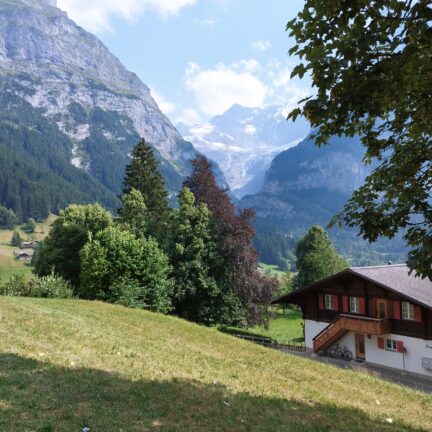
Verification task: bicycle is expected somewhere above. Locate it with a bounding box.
[328,343,353,361]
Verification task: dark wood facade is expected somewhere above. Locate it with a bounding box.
[295,273,432,340]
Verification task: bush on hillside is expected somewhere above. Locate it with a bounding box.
[10,230,22,247]
[0,274,73,299]
[80,226,173,313]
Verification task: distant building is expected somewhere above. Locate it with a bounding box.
[21,241,37,249]
[273,264,432,378]
[16,252,33,261]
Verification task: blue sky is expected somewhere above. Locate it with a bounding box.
[57,0,310,125]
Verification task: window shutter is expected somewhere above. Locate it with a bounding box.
[414,306,422,322]
[359,297,366,315]
[393,301,401,319]
[332,295,339,311]
[396,341,405,353]
[318,294,324,310]
[342,296,349,313]
[377,337,384,349]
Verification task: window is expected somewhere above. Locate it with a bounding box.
[402,302,415,320]
[350,297,360,314]
[386,339,397,351]
[324,294,333,310]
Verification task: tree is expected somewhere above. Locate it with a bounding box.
[80,226,173,313]
[295,225,348,288]
[33,204,112,288]
[117,188,148,237]
[10,230,21,247]
[171,187,231,325]
[26,218,36,233]
[0,205,18,229]
[122,139,171,241]
[287,1,432,279]
[185,156,278,326]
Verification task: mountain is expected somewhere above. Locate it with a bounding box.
[0,0,217,220]
[240,134,407,267]
[180,104,310,198]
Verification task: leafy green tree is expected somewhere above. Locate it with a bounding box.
[287,1,432,279]
[117,188,148,237]
[295,225,348,288]
[26,218,37,233]
[0,206,18,229]
[185,156,278,326]
[33,204,112,287]
[281,270,294,294]
[171,187,229,325]
[10,230,22,247]
[80,226,173,313]
[122,139,171,241]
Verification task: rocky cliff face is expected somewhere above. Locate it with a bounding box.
[241,133,371,228]
[0,0,201,197]
[241,134,406,266]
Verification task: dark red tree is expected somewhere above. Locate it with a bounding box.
[185,156,278,326]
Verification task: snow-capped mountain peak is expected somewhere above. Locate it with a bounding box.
[180,104,310,197]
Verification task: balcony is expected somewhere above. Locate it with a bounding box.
[313,314,391,353]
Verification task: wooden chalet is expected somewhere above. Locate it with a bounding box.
[273,264,432,378]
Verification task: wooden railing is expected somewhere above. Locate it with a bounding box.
[313,314,391,353]
[232,334,306,352]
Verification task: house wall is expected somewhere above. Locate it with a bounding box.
[365,334,432,378]
[304,319,432,378]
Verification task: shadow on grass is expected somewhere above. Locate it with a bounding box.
[217,325,274,341]
[0,353,425,432]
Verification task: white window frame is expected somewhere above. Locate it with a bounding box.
[401,301,415,320]
[385,339,397,351]
[324,294,333,310]
[349,297,360,314]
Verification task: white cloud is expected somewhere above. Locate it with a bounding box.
[196,18,218,27]
[175,108,202,126]
[57,0,196,33]
[252,39,271,52]
[150,88,176,115]
[184,61,268,117]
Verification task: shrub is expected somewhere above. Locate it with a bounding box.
[80,226,173,313]
[28,274,74,299]
[0,275,31,297]
[0,274,73,299]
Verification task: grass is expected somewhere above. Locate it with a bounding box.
[259,262,286,278]
[0,297,431,431]
[0,245,33,282]
[251,307,304,344]
[0,215,56,282]
[220,307,304,345]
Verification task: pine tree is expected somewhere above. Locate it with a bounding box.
[10,230,21,247]
[122,139,170,230]
[295,225,349,288]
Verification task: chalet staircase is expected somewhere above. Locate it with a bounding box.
[313,314,391,353]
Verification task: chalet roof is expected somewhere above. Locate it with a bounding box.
[273,264,432,310]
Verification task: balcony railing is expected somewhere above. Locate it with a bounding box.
[313,314,391,353]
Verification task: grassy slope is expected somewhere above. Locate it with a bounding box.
[250,308,304,344]
[0,298,430,432]
[0,215,56,282]
[222,308,304,345]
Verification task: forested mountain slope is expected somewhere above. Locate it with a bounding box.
[241,134,407,266]
[0,0,216,219]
